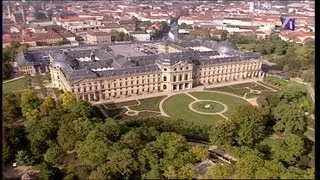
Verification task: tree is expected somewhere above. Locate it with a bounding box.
[3,100,19,123]
[57,120,78,151]
[189,146,209,162]
[120,131,142,150]
[139,132,196,178]
[235,151,264,179]
[273,102,306,134]
[205,164,234,179]
[254,160,286,179]
[270,133,306,165]
[39,163,63,180]
[106,147,139,178]
[209,120,236,146]
[59,92,77,111]
[70,100,95,118]
[20,90,41,120]
[39,97,56,117]
[231,105,266,147]
[3,63,14,80]
[176,164,197,179]
[75,129,112,167]
[16,150,36,166]
[44,144,65,166]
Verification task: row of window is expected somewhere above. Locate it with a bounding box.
[72,83,159,93]
[163,74,189,82]
[200,66,259,75]
[163,67,190,72]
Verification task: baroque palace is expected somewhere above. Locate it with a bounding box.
[16,39,269,102]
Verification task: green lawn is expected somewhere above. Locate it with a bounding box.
[163,94,226,125]
[228,82,256,89]
[258,81,280,90]
[137,111,161,118]
[190,91,249,117]
[209,86,250,97]
[3,77,28,94]
[191,101,225,113]
[105,100,139,109]
[130,96,166,111]
[249,84,271,91]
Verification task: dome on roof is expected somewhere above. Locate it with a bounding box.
[216,40,238,54]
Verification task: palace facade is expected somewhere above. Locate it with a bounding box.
[17,39,268,102]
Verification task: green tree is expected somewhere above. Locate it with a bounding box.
[70,100,95,118]
[271,133,306,165]
[20,90,41,120]
[231,105,266,147]
[59,92,77,111]
[57,120,78,151]
[106,147,139,178]
[16,150,36,166]
[39,97,56,117]
[176,164,197,179]
[189,146,209,162]
[205,163,234,179]
[235,151,264,179]
[76,129,112,167]
[120,131,142,150]
[273,102,306,134]
[254,160,286,179]
[39,163,63,180]
[209,120,236,146]
[44,144,65,166]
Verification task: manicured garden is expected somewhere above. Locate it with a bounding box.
[130,96,166,111]
[163,94,224,125]
[189,91,249,117]
[191,101,225,113]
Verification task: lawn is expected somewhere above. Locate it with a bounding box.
[249,84,271,91]
[258,81,280,90]
[190,91,249,117]
[130,96,166,111]
[3,77,28,94]
[209,86,250,97]
[228,82,257,89]
[163,94,226,125]
[105,100,139,109]
[191,101,225,113]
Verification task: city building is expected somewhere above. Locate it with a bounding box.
[17,39,268,102]
[131,31,151,41]
[87,31,112,44]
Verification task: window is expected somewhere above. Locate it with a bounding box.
[163,84,167,90]
[174,68,177,71]
[164,68,167,71]
[179,75,182,81]
[180,67,183,70]
[173,76,176,82]
[186,67,189,70]
[185,74,188,80]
